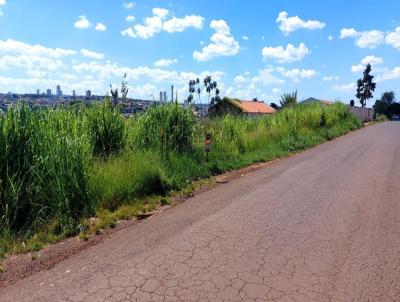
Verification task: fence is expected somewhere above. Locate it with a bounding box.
[349,106,374,122]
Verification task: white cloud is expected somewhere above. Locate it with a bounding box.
[272,88,282,94]
[80,49,104,60]
[0,55,65,72]
[126,15,135,22]
[152,8,169,19]
[275,67,317,82]
[95,22,106,31]
[262,43,310,63]
[163,15,204,33]
[256,68,285,85]
[328,35,333,41]
[332,82,356,92]
[276,11,325,35]
[242,36,249,40]
[386,27,400,50]
[122,8,203,39]
[323,75,339,81]
[0,0,5,16]
[340,28,384,48]
[356,30,384,48]
[121,27,136,38]
[123,2,135,9]
[193,19,240,61]
[351,55,383,73]
[0,39,230,99]
[74,15,92,29]
[154,58,178,67]
[340,28,358,38]
[0,39,77,58]
[376,66,400,82]
[233,75,247,85]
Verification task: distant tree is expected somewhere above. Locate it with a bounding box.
[350,99,355,107]
[121,73,129,103]
[252,97,258,102]
[187,94,194,105]
[110,74,129,107]
[280,90,298,108]
[374,91,398,118]
[189,78,201,104]
[356,64,376,108]
[110,85,118,106]
[204,76,220,106]
[270,103,280,110]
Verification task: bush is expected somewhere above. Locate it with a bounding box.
[133,103,196,157]
[375,114,389,122]
[86,99,125,157]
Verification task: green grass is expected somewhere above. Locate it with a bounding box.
[0,101,362,260]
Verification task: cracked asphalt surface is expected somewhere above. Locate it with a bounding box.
[1,122,400,301]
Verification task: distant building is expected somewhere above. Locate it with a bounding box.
[163,91,167,103]
[56,85,62,97]
[72,90,76,98]
[36,89,40,96]
[46,89,51,96]
[159,91,163,103]
[86,90,91,98]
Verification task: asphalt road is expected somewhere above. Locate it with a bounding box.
[1,122,400,302]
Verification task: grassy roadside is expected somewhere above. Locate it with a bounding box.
[0,102,363,264]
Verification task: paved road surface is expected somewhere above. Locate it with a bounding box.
[1,122,400,301]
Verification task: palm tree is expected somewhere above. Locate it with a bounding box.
[280,90,298,108]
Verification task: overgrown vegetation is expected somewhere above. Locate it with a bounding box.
[0,101,361,259]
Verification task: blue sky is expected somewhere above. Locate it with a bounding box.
[0,0,399,106]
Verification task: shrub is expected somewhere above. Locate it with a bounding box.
[86,99,125,157]
[133,104,196,158]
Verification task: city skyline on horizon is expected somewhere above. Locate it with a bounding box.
[0,1,400,107]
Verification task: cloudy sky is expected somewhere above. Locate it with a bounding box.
[0,0,399,106]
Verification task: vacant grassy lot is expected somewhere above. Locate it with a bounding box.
[0,101,361,258]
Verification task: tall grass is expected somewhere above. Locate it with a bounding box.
[86,99,125,157]
[132,103,197,158]
[0,101,361,251]
[0,105,91,237]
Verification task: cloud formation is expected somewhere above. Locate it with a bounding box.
[121,8,203,39]
[262,43,310,63]
[74,15,92,29]
[276,11,325,35]
[193,20,240,61]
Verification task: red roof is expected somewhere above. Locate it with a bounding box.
[237,101,276,114]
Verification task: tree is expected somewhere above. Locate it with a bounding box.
[356,64,376,108]
[280,90,298,108]
[189,78,201,104]
[110,73,129,107]
[204,76,220,106]
[270,103,280,110]
[374,91,398,118]
[350,99,355,107]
